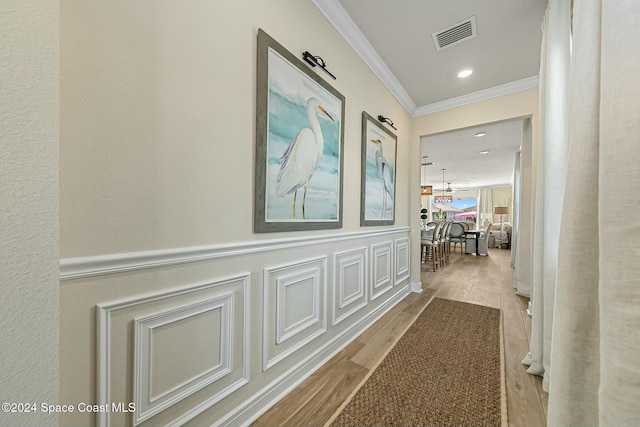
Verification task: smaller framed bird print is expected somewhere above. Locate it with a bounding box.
[361,112,397,226]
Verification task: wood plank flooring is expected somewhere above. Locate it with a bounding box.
[253,247,547,427]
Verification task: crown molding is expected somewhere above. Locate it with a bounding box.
[413,75,540,116]
[312,0,417,115]
[313,1,539,117]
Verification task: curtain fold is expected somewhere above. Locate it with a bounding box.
[510,150,521,269]
[523,0,572,388]
[547,0,601,422]
[597,3,640,423]
[477,188,493,227]
[513,118,534,297]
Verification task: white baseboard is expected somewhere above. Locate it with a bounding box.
[410,282,422,293]
[215,284,410,427]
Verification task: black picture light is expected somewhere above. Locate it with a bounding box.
[377,115,397,131]
[302,51,337,80]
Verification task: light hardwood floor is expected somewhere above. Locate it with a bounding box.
[253,247,547,427]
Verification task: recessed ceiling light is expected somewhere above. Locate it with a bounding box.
[474,132,486,137]
[457,68,474,79]
[480,150,490,154]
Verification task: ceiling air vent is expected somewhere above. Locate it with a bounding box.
[432,16,477,51]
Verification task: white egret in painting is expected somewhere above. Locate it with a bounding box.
[369,139,394,218]
[275,97,335,218]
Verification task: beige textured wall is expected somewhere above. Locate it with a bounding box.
[409,88,539,285]
[0,1,59,426]
[60,0,413,258]
[492,186,514,223]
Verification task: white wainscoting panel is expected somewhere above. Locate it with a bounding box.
[133,293,233,425]
[370,241,393,301]
[394,237,410,286]
[276,269,321,345]
[64,228,415,427]
[332,247,368,326]
[263,257,327,371]
[96,274,250,427]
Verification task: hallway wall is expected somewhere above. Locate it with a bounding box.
[0,2,59,426]
[59,1,413,425]
[57,2,541,425]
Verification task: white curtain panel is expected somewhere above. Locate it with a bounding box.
[597,2,640,423]
[513,119,534,297]
[477,188,493,226]
[522,0,571,391]
[547,0,640,425]
[546,0,601,423]
[523,2,549,377]
[510,150,521,269]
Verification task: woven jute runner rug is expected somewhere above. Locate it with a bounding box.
[326,297,506,427]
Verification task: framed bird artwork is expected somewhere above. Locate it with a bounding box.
[255,29,345,232]
[361,112,397,226]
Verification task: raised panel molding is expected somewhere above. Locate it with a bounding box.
[275,269,321,344]
[370,241,393,301]
[263,257,327,371]
[332,247,368,326]
[96,274,250,427]
[394,237,410,285]
[133,294,233,425]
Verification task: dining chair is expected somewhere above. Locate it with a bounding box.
[477,222,493,256]
[421,222,442,271]
[433,221,446,267]
[441,221,453,264]
[449,222,466,255]
[420,228,433,263]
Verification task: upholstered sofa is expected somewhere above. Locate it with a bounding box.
[488,222,512,248]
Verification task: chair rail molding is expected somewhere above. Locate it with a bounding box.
[60,227,410,281]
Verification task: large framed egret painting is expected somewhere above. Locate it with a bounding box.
[255,29,345,233]
[360,112,397,226]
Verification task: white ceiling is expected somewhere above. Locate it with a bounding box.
[421,119,523,190]
[313,0,546,189]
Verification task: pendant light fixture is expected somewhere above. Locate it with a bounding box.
[420,156,432,196]
[434,168,452,203]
